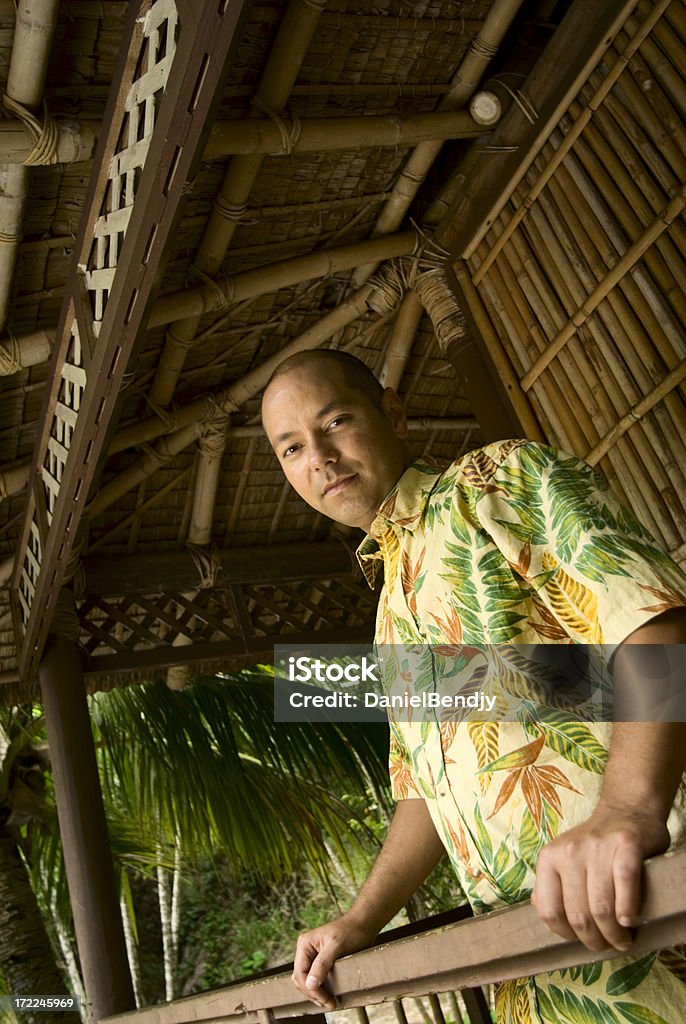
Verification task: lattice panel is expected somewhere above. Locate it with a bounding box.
[87,0,179,324]
[41,320,87,528]
[17,515,42,627]
[78,578,377,660]
[241,578,377,636]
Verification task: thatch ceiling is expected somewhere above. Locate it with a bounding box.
[7,0,661,697]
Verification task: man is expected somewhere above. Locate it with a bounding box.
[261,349,686,1023]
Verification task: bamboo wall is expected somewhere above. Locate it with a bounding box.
[459,0,686,566]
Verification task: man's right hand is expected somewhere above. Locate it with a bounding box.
[292,913,378,1010]
[292,799,445,1010]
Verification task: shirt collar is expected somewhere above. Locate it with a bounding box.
[355,457,446,587]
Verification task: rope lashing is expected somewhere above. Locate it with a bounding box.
[197,411,230,458]
[187,542,221,590]
[187,265,231,313]
[145,394,182,433]
[3,94,60,165]
[213,196,248,223]
[414,268,467,352]
[251,97,302,155]
[139,441,175,470]
[367,260,408,315]
[0,332,22,375]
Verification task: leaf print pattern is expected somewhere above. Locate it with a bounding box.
[468,721,500,794]
[541,552,604,643]
[361,441,686,1022]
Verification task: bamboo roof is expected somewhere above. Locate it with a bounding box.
[0,0,684,701]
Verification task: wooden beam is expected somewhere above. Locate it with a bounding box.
[82,542,357,596]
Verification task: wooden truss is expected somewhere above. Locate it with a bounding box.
[10,0,251,680]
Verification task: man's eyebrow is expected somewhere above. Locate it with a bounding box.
[272,401,344,444]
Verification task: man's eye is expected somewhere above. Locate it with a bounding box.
[328,415,348,429]
[283,444,300,457]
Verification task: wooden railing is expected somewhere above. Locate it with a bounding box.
[102,849,686,1024]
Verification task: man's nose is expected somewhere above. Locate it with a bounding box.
[309,436,338,469]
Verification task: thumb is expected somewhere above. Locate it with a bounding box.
[305,951,335,989]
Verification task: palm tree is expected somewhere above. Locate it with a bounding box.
[2,669,390,1010]
[0,707,78,1024]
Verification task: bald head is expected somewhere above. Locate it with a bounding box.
[261,349,409,531]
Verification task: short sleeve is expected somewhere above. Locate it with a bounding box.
[471,441,686,653]
[388,722,422,801]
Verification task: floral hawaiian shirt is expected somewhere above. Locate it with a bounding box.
[356,440,686,1024]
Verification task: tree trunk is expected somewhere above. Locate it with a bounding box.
[0,826,79,1024]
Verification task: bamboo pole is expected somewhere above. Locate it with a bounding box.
[628,10,686,114]
[494,231,667,541]
[523,188,686,533]
[86,423,204,521]
[542,160,686,464]
[521,186,686,391]
[611,30,686,179]
[0,326,54,375]
[148,0,326,408]
[451,260,544,441]
[167,415,228,691]
[0,460,30,499]
[148,231,416,329]
[350,0,525,286]
[567,94,686,309]
[114,283,378,455]
[469,0,672,285]
[203,110,490,159]
[473,226,603,459]
[380,292,424,391]
[0,0,60,334]
[0,117,96,163]
[556,136,686,363]
[585,358,686,466]
[87,468,193,554]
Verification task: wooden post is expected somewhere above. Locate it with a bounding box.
[38,611,135,1022]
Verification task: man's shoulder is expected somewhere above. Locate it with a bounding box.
[445,438,562,479]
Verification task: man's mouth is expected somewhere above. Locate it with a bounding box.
[323,475,356,497]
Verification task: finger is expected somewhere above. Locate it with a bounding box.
[304,952,337,1010]
[556,839,610,951]
[585,845,632,951]
[532,848,578,943]
[292,942,335,1009]
[613,833,644,936]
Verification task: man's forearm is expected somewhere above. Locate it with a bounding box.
[608,607,686,820]
[346,797,445,934]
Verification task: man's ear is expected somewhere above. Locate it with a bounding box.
[381,387,409,439]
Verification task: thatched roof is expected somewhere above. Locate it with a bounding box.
[1,0,684,701]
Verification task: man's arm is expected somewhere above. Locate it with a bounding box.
[532,607,686,951]
[293,797,445,1009]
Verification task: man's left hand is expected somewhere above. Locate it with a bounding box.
[531,802,670,951]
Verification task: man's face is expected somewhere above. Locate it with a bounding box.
[262,361,409,531]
